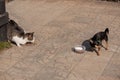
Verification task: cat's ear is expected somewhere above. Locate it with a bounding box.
[27,33,33,37]
[26,33,34,40]
[32,32,34,35]
[30,32,34,36]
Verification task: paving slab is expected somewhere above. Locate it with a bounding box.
[0,0,120,80]
[98,47,120,80]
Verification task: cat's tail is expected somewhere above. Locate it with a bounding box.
[9,20,17,25]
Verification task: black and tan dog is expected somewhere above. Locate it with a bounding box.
[89,28,109,56]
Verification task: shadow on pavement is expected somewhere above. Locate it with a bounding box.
[82,40,94,52]
[71,39,94,54]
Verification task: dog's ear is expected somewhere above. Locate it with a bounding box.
[89,39,93,43]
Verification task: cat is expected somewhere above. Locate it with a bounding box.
[7,20,35,47]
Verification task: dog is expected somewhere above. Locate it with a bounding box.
[89,28,109,56]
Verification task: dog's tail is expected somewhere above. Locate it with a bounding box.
[105,28,109,34]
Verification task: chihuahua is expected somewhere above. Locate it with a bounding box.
[89,28,109,56]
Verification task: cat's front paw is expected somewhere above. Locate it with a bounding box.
[17,44,21,47]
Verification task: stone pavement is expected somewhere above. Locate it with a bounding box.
[0,0,120,80]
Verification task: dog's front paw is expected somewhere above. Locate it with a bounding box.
[105,48,108,50]
[97,53,100,56]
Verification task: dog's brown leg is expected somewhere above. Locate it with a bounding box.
[97,51,100,56]
[105,41,108,50]
[95,45,101,56]
[93,48,99,56]
[102,40,108,50]
[97,46,101,56]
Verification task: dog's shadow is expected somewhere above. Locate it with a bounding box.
[72,40,94,54]
[82,40,94,52]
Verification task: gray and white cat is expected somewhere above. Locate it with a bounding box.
[7,20,35,47]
